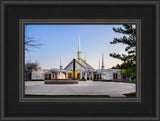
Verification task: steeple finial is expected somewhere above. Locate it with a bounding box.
[101,53,105,70]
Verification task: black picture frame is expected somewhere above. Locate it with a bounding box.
[1,0,160,120]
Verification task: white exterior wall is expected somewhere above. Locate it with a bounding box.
[32,70,45,80]
[101,73,107,80]
[31,68,121,81]
[100,69,121,80]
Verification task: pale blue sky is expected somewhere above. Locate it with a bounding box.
[25,25,129,69]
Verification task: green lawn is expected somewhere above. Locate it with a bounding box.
[25,94,110,97]
[78,79,86,81]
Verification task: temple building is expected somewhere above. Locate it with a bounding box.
[26,35,122,81]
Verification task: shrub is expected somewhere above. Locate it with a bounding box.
[78,79,86,81]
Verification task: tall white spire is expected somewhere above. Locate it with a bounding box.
[77,34,82,62]
[101,53,105,70]
[78,34,81,51]
[99,60,100,69]
[60,56,62,66]
[59,56,63,70]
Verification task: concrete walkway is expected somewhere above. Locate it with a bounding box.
[25,81,136,97]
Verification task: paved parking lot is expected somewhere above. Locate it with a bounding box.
[25,81,136,97]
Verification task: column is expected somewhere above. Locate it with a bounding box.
[51,73,53,79]
[91,72,93,80]
[80,71,82,79]
[85,71,87,80]
[42,73,45,80]
[66,71,68,79]
[89,72,91,80]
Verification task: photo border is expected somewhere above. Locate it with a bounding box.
[19,19,141,102]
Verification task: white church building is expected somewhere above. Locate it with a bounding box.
[30,36,122,81]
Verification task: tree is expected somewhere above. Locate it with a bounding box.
[25,60,41,71]
[121,68,136,80]
[110,24,136,80]
[111,64,121,69]
[25,25,43,52]
[110,24,136,67]
[25,36,43,52]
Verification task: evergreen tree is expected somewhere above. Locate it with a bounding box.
[110,24,136,80]
[110,24,136,69]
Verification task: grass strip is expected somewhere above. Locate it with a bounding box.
[25,94,110,97]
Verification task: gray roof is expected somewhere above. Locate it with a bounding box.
[64,59,95,70]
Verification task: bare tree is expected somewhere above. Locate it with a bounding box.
[25,25,43,52]
[25,36,43,52]
[25,60,41,71]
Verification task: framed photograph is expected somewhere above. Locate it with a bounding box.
[1,0,160,120]
[21,19,140,102]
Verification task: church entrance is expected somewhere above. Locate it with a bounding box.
[113,73,118,80]
[45,74,51,80]
[68,71,73,79]
[77,73,80,79]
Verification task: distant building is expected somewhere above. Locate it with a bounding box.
[32,69,45,80]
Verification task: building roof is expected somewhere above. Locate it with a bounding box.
[64,59,95,71]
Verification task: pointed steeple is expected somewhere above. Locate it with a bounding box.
[99,60,100,69]
[78,34,81,51]
[59,56,63,70]
[60,56,62,66]
[77,34,82,62]
[101,53,105,70]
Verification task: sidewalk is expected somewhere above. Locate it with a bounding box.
[25,81,136,97]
